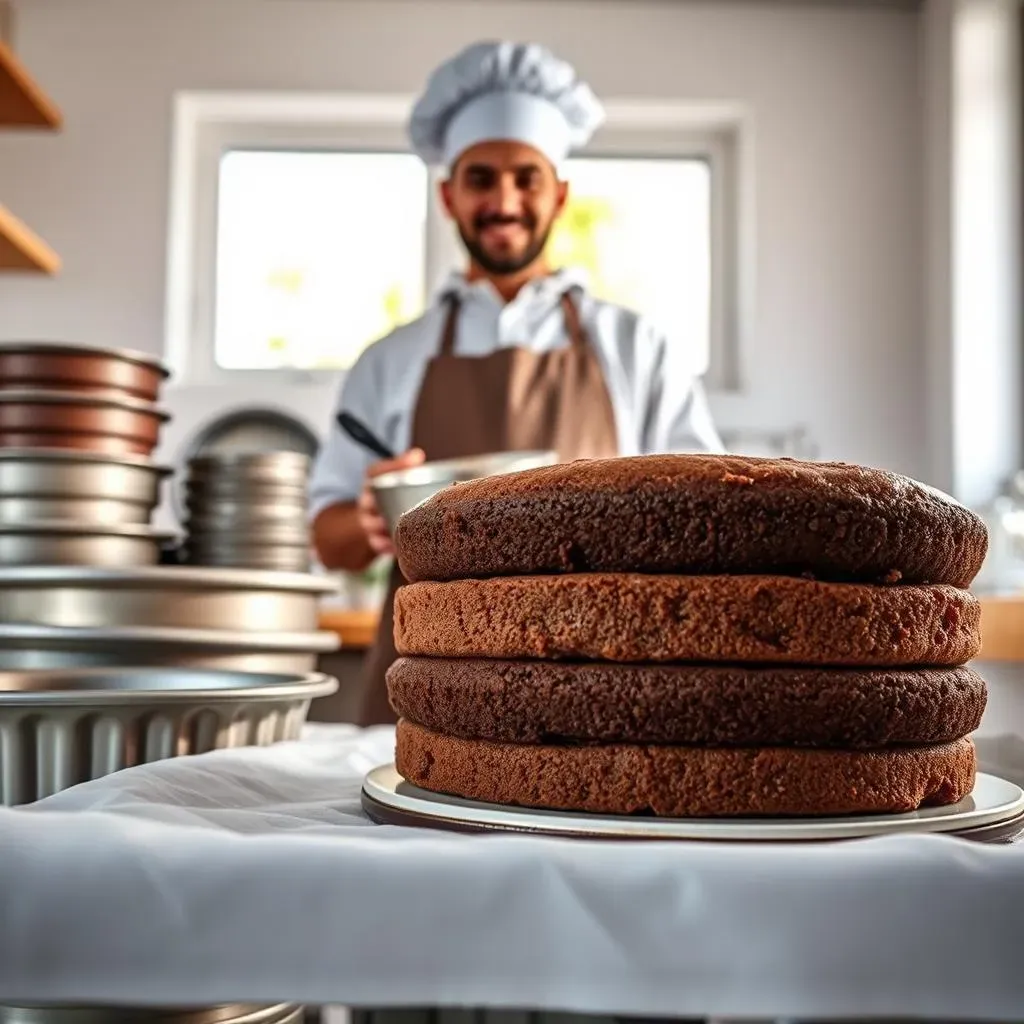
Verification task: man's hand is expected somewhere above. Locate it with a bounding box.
[357,448,427,555]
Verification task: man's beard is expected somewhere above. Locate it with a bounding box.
[458,213,553,276]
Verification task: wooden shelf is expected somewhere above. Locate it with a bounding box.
[0,203,59,272]
[0,38,61,128]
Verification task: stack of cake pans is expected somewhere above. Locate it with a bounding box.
[0,342,174,566]
[182,451,312,572]
[0,342,341,805]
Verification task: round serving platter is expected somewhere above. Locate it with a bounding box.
[362,765,1024,844]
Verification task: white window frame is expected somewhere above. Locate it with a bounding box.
[165,92,752,392]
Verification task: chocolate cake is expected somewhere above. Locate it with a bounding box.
[395,454,987,586]
[387,658,987,748]
[387,454,988,820]
[394,574,981,667]
[396,720,977,817]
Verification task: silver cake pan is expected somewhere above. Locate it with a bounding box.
[182,546,312,573]
[0,565,336,631]
[0,449,170,525]
[0,522,174,567]
[184,479,308,502]
[0,624,339,673]
[187,450,311,487]
[183,502,309,526]
[185,521,310,545]
[0,666,338,804]
[0,1008,302,1024]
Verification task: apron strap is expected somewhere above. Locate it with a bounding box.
[560,290,589,351]
[438,295,461,356]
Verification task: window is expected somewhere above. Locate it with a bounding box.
[214,150,427,371]
[549,156,712,363]
[166,94,747,389]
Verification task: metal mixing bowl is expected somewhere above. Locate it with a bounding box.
[371,450,556,533]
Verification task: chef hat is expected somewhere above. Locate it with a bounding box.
[408,41,605,169]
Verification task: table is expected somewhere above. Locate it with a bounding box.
[1,726,1023,1021]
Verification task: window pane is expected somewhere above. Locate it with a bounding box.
[214,150,428,371]
[549,157,711,366]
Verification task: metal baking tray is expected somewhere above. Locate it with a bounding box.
[0,522,174,567]
[0,666,338,804]
[0,449,169,525]
[0,565,336,630]
[0,340,170,402]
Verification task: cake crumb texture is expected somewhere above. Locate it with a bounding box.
[393,574,982,667]
[395,720,977,817]
[387,657,987,748]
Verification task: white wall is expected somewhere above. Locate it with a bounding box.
[0,0,927,507]
[922,0,1022,508]
[950,0,1022,509]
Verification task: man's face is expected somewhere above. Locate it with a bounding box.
[440,140,569,277]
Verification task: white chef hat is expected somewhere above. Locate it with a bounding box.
[408,41,605,169]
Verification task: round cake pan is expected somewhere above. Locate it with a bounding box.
[0,522,174,567]
[187,450,311,487]
[0,1006,302,1024]
[0,341,170,402]
[0,565,336,631]
[0,449,169,525]
[0,666,337,804]
[186,521,310,545]
[0,496,158,524]
[185,497,307,520]
[0,496,158,525]
[183,550,312,573]
[0,623,338,673]
[185,484,308,509]
[0,390,170,457]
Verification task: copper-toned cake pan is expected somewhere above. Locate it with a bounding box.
[0,390,170,457]
[0,342,170,401]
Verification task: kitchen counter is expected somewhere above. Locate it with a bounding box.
[319,594,1024,659]
[974,594,1024,660]
[318,608,380,650]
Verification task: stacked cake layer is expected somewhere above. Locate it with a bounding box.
[388,455,989,818]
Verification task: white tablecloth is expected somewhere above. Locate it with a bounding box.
[1,725,1024,1021]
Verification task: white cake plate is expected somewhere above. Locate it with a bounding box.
[362,764,1024,843]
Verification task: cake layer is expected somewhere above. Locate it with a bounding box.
[393,574,981,667]
[395,454,987,587]
[387,658,987,748]
[395,720,977,817]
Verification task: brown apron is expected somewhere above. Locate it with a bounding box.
[357,288,620,726]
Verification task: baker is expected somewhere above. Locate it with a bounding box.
[310,40,724,726]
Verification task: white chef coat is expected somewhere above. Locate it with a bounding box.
[308,268,723,519]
